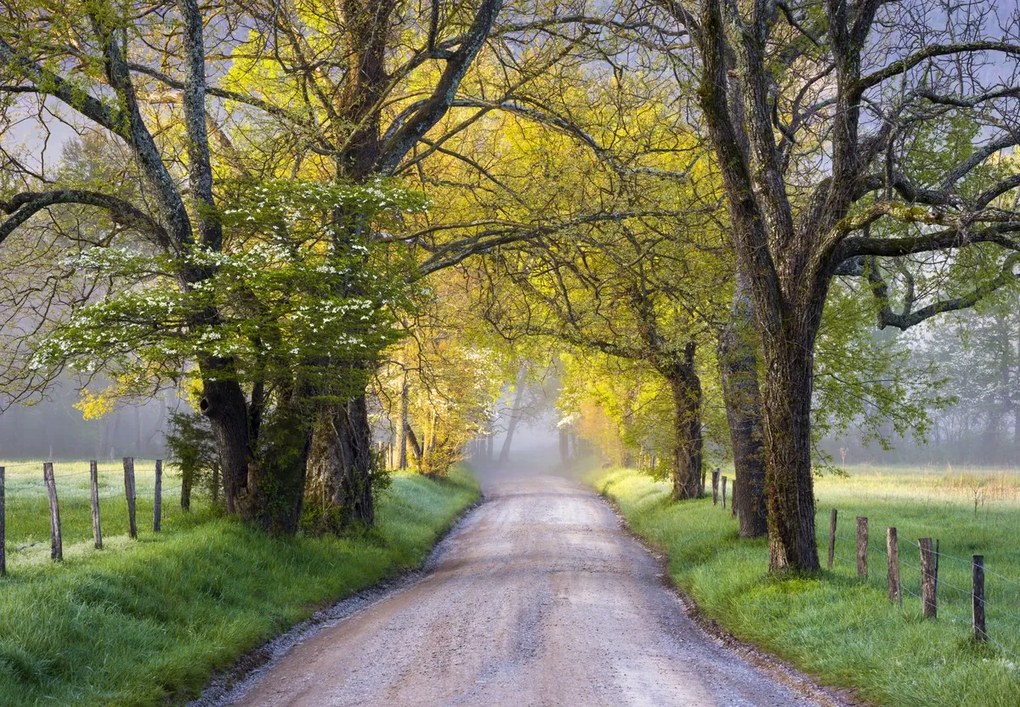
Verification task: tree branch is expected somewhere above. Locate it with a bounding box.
[0,190,169,247]
[377,0,504,174]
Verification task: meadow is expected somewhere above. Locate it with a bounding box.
[593,463,1020,706]
[0,460,479,705]
[1,459,189,568]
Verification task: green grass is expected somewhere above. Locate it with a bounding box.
[1,459,195,566]
[0,462,479,706]
[592,464,1020,707]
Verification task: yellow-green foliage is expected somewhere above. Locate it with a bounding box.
[593,465,1020,707]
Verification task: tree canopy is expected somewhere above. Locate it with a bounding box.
[0,0,1017,573]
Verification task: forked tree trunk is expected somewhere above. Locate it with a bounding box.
[760,328,821,571]
[307,394,375,532]
[718,274,767,538]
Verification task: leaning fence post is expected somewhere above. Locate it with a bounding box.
[90,460,102,549]
[972,555,986,641]
[711,468,720,504]
[123,457,137,539]
[856,516,868,579]
[43,462,62,561]
[153,459,162,533]
[886,527,900,603]
[827,508,838,569]
[0,466,5,576]
[919,537,937,619]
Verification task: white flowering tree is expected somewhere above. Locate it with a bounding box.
[28,179,422,532]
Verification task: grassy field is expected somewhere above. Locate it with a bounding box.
[0,461,479,706]
[1,459,193,568]
[592,463,1020,707]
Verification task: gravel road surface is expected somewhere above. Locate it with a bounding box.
[226,467,837,706]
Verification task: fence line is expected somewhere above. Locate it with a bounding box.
[714,497,1020,652]
[0,458,194,576]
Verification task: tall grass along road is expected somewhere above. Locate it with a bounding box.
[0,462,478,706]
[594,464,1020,707]
[226,466,841,707]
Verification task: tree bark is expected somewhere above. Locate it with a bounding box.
[663,343,703,501]
[199,375,250,515]
[397,372,409,469]
[242,396,312,535]
[718,272,768,538]
[667,372,703,500]
[760,326,821,571]
[307,395,375,531]
[405,419,424,467]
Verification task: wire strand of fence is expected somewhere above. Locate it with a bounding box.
[817,512,1020,639]
[984,635,1020,664]
[982,566,1020,588]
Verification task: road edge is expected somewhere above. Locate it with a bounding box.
[187,494,485,707]
[592,486,867,707]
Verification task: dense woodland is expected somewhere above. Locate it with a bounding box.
[0,0,1018,571]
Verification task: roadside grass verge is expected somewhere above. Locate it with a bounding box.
[0,464,479,706]
[592,465,1020,707]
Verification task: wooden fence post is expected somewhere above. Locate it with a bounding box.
[711,468,720,504]
[731,481,738,517]
[856,516,868,579]
[827,508,838,569]
[972,555,986,641]
[886,527,900,603]
[0,466,5,576]
[919,537,937,619]
[43,462,62,561]
[123,457,137,539]
[721,476,728,509]
[90,460,102,549]
[153,459,163,533]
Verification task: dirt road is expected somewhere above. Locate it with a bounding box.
[224,468,836,706]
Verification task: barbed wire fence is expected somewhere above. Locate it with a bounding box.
[0,458,192,575]
[703,467,1020,665]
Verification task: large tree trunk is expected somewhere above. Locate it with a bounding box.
[760,327,821,571]
[199,376,250,515]
[242,397,312,535]
[664,343,703,501]
[667,373,703,500]
[718,274,768,538]
[307,394,375,532]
